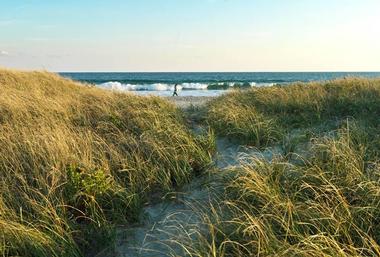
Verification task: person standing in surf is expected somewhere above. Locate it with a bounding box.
[172,84,178,96]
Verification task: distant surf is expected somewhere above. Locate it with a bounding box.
[60,72,380,96]
[97,81,267,92]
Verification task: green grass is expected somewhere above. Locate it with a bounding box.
[3,71,380,257]
[176,121,380,257]
[0,68,214,256]
[207,78,380,146]
[173,78,380,257]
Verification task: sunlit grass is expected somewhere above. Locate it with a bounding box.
[175,78,380,256]
[3,70,380,257]
[175,121,380,256]
[207,78,380,146]
[0,68,214,256]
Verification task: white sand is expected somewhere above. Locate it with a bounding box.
[165,96,216,108]
[113,176,214,257]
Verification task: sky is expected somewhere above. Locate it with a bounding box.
[0,0,379,72]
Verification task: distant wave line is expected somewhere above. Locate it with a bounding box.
[97,81,277,91]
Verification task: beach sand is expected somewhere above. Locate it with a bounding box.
[165,96,215,108]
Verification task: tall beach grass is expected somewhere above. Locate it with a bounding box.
[207,78,380,146]
[176,121,380,257]
[0,69,214,256]
[174,78,380,256]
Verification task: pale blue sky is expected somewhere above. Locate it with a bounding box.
[0,0,379,71]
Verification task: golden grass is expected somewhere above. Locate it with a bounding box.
[175,122,380,257]
[207,78,380,146]
[0,69,214,256]
[3,71,380,257]
[172,78,380,256]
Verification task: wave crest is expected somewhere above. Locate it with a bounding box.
[97,81,275,92]
[98,82,210,91]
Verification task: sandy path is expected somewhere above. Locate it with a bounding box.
[106,141,235,257]
[111,177,214,257]
[106,136,281,257]
[165,96,215,109]
[109,141,226,257]
[101,97,278,257]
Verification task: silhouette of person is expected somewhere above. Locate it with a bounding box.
[172,84,178,96]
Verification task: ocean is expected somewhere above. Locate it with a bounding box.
[60,72,380,97]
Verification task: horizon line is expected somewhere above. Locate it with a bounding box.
[56,70,380,73]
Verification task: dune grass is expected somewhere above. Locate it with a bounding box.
[222,124,380,256]
[207,78,380,147]
[175,121,380,257]
[0,69,214,256]
[3,71,380,257]
[169,78,380,257]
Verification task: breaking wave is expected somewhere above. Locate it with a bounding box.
[98,82,211,91]
[97,81,275,92]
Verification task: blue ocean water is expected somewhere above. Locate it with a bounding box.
[60,72,380,96]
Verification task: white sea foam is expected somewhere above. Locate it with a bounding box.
[99,82,177,91]
[98,82,211,91]
[97,81,277,95]
[181,83,208,90]
[256,83,275,87]
[150,83,178,91]
[98,81,136,91]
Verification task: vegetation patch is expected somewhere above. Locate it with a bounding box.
[174,78,380,256]
[0,69,214,256]
[177,121,380,257]
[207,78,380,146]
